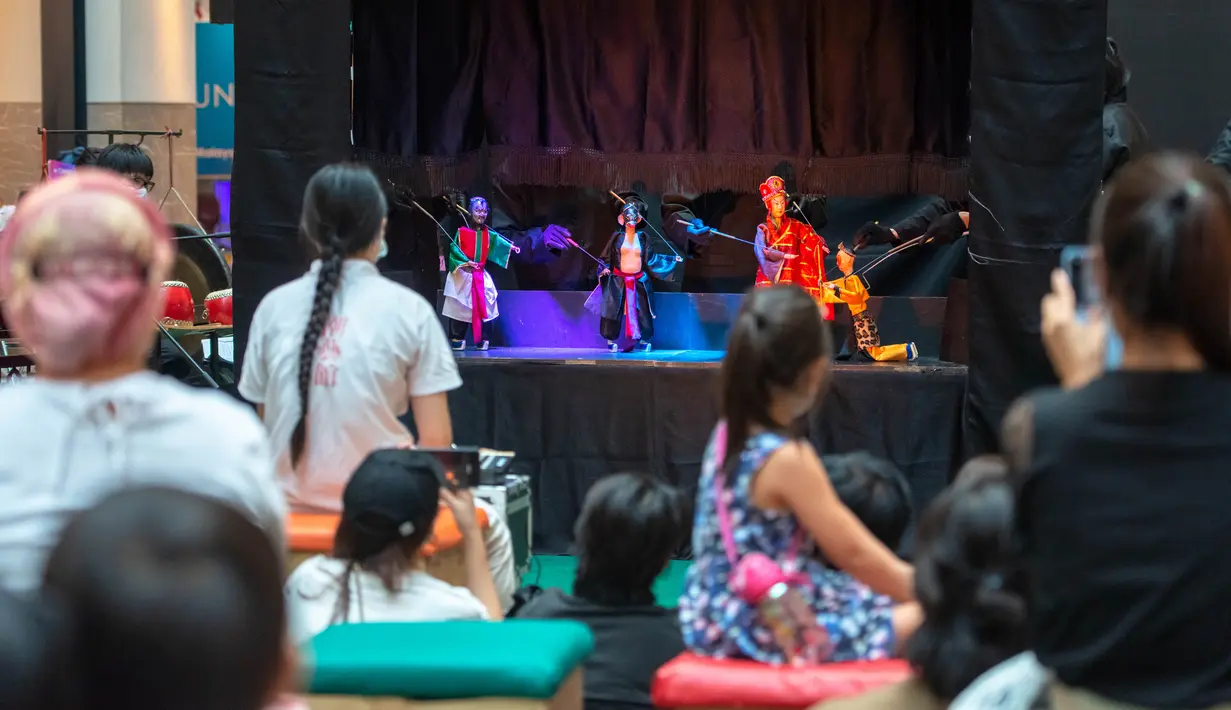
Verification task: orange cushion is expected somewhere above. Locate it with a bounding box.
[288,508,490,558]
[651,652,912,708]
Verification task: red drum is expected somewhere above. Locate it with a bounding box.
[205,288,233,326]
[159,281,195,327]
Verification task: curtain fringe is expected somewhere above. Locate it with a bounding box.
[356,147,968,201]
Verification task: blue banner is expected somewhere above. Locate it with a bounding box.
[196,23,234,177]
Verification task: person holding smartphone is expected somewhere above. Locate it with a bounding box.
[285,450,503,644]
[1007,153,1231,709]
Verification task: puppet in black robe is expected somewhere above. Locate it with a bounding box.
[584,200,682,352]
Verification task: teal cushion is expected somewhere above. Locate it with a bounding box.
[307,621,595,699]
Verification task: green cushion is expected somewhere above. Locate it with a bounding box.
[306,621,595,700]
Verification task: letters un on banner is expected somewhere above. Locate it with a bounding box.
[196,23,234,178]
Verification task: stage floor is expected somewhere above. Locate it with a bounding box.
[442,347,967,554]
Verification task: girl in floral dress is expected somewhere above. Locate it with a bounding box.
[679,285,921,664]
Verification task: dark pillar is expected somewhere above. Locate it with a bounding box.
[231,0,352,374]
[40,0,86,158]
[963,0,1108,458]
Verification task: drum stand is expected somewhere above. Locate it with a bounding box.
[154,130,208,235]
[155,319,220,389]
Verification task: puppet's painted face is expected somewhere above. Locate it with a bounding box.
[619,203,642,226]
[836,247,855,275]
[768,194,787,220]
[470,197,488,225]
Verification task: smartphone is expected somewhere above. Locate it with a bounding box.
[417,447,483,490]
[1059,245,1123,369]
[1059,245,1098,310]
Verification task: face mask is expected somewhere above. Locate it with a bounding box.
[135,187,149,199]
[377,238,388,261]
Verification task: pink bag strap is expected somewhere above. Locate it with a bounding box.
[712,421,802,567]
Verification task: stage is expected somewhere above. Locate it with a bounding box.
[441,346,968,554]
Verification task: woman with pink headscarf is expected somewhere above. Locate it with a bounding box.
[0,170,286,595]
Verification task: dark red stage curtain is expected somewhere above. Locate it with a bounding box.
[352,0,971,199]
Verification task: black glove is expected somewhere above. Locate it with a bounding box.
[445,190,468,213]
[853,222,898,251]
[794,196,828,231]
[923,211,968,245]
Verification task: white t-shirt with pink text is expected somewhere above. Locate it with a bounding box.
[239,260,462,512]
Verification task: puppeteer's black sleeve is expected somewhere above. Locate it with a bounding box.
[479,187,573,266]
[486,205,559,265]
[796,195,829,231]
[643,230,680,284]
[1207,119,1231,175]
[892,198,966,242]
[619,190,706,258]
[661,196,700,253]
[1102,102,1149,183]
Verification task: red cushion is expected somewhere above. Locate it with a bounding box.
[651,652,912,708]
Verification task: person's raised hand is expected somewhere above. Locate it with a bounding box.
[1041,268,1107,390]
[439,487,481,537]
[541,224,573,251]
[853,222,897,251]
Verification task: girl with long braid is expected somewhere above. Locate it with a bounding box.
[240,164,519,607]
[241,163,457,506]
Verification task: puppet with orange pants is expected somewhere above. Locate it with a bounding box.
[821,243,918,362]
[752,176,832,320]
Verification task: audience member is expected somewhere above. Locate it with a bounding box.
[823,452,913,551]
[680,284,919,665]
[514,473,687,710]
[285,450,503,644]
[0,590,58,710]
[0,170,285,594]
[1011,152,1231,708]
[820,456,1026,710]
[42,487,294,710]
[238,163,517,607]
[94,143,156,197]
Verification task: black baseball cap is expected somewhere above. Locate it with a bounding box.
[341,449,442,557]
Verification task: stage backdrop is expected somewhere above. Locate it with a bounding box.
[353,0,971,200]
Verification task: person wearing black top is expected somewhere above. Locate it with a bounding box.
[1006,153,1231,709]
[513,473,686,710]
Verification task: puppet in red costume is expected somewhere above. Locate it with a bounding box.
[752,176,832,320]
